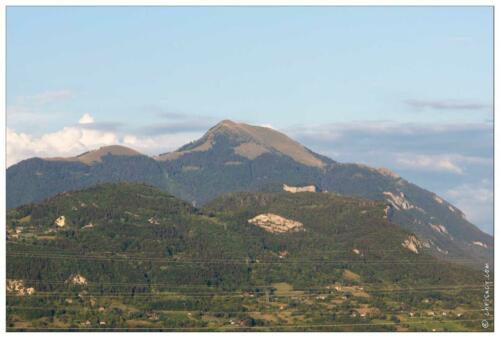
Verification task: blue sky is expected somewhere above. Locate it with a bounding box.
[6,6,493,233]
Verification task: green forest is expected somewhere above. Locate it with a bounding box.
[6,183,493,331]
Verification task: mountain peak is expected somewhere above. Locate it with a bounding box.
[217,119,239,127]
[46,145,143,165]
[210,119,267,132]
[158,120,326,168]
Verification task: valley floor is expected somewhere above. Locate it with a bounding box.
[7,267,493,332]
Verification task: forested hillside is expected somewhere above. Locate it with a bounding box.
[6,183,492,331]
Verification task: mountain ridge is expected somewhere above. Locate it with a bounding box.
[45,145,143,165]
[6,119,493,268]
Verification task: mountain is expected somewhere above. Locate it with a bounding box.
[6,145,172,209]
[6,120,493,268]
[156,120,328,168]
[6,183,489,331]
[46,145,143,165]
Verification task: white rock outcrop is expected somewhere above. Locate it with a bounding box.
[472,241,488,248]
[7,279,35,296]
[433,195,444,204]
[283,184,318,193]
[436,246,449,255]
[82,223,94,229]
[67,274,88,285]
[248,213,304,233]
[422,240,431,248]
[55,215,66,227]
[375,167,400,179]
[402,235,423,254]
[383,191,414,210]
[429,223,449,235]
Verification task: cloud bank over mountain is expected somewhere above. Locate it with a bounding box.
[6,117,202,167]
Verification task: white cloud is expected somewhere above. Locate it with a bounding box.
[395,155,464,175]
[287,121,492,174]
[6,116,204,167]
[287,121,492,139]
[444,181,493,233]
[21,89,74,105]
[405,99,490,111]
[393,153,492,175]
[6,127,119,167]
[78,113,95,124]
[7,90,77,132]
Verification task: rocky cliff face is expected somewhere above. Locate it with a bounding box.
[248,213,305,233]
[283,184,318,193]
